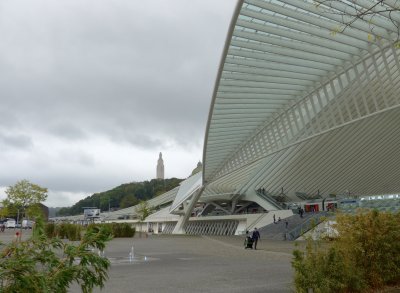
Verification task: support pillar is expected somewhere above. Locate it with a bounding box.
[172,186,205,234]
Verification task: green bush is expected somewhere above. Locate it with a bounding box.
[46,223,82,241]
[0,217,112,292]
[56,223,67,239]
[45,222,56,238]
[292,210,400,292]
[292,240,365,292]
[69,224,82,241]
[111,223,122,237]
[88,223,135,238]
[46,222,134,240]
[121,223,135,237]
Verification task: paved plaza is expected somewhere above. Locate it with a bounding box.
[72,234,296,293]
[0,229,297,292]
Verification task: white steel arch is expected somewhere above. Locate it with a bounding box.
[202,0,400,207]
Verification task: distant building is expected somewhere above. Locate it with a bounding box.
[38,203,49,221]
[156,152,164,179]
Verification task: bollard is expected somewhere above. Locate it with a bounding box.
[15,231,20,242]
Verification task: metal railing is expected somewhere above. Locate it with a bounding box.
[285,212,328,241]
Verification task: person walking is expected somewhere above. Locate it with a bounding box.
[299,208,304,218]
[252,228,261,250]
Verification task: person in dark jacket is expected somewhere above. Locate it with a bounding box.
[252,228,261,250]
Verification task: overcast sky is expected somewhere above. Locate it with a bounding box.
[0,0,235,207]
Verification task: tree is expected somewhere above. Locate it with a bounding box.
[56,178,183,216]
[120,194,138,209]
[0,202,18,219]
[0,217,112,292]
[135,200,152,236]
[3,180,48,224]
[314,0,400,47]
[56,207,71,217]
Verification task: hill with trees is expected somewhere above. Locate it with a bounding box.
[56,178,183,216]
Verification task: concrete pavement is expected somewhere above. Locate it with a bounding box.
[0,230,297,292]
[70,234,297,293]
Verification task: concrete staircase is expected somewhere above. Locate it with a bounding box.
[257,212,319,240]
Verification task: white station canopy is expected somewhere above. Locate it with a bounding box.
[170,172,203,212]
[202,0,400,200]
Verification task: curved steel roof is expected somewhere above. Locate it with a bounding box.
[202,0,400,199]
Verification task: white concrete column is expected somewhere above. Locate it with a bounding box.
[172,186,205,234]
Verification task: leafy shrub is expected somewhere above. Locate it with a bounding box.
[121,223,135,237]
[336,210,400,288]
[70,224,82,241]
[0,217,112,292]
[46,222,134,240]
[292,240,365,292]
[45,222,56,238]
[111,223,122,237]
[46,223,82,241]
[292,210,400,292]
[88,223,135,238]
[56,223,67,239]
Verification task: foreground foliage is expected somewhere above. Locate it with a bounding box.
[0,218,112,293]
[292,210,400,293]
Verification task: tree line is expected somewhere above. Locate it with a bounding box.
[56,178,183,216]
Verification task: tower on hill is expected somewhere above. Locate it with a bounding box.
[156,152,164,179]
[191,161,202,176]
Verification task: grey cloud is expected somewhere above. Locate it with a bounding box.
[0,0,230,148]
[0,110,21,129]
[0,132,33,149]
[35,172,129,195]
[77,153,95,167]
[49,124,87,140]
[121,134,164,150]
[45,191,76,207]
[0,172,112,195]
[0,0,235,206]
[57,150,95,167]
